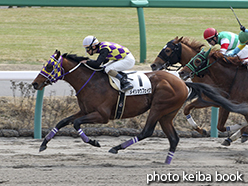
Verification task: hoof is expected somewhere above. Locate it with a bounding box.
[195,127,208,136]
[241,133,248,143]
[109,148,118,154]
[221,138,231,146]
[88,139,101,147]
[39,145,47,152]
[202,129,208,136]
[241,137,248,143]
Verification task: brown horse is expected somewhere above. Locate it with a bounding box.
[150,36,248,145]
[179,48,248,144]
[151,37,220,135]
[32,50,248,164]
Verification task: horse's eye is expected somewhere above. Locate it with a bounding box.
[45,64,54,72]
[194,58,202,65]
[165,49,170,53]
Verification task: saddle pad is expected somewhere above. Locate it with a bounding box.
[109,72,152,96]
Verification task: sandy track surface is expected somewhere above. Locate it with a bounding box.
[0,136,248,186]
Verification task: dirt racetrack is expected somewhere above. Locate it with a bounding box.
[0,136,248,186]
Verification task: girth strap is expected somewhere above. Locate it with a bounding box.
[114,91,126,119]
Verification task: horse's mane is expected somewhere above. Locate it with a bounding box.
[63,53,89,63]
[210,50,245,68]
[62,53,104,71]
[177,37,245,68]
[180,37,205,53]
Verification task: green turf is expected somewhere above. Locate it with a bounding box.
[0,7,247,65]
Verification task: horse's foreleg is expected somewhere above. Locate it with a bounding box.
[73,112,109,147]
[39,115,77,152]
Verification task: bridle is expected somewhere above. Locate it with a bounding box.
[157,40,183,71]
[185,48,218,79]
[40,54,82,84]
[39,53,96,96]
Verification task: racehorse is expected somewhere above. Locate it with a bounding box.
[151,37,216,134]
[150,37,248,145]
[179,48,248,144]
[32,50,248,164]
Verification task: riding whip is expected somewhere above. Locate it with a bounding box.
[230,6,242,27]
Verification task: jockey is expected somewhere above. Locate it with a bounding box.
[203,28,248,63]
[81,35,135,92]
[227,25,248,64]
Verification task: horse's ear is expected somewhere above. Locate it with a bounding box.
[203,48,212,58]
[54,50,61,60]
[178,36,183,42]
[175,36,178,40]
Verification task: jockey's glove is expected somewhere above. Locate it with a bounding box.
[240,25,246,32]
[226,47,240,57]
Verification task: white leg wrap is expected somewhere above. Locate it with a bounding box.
[186,114,198,129]
[230,130,241,142]
[227,122,248,132]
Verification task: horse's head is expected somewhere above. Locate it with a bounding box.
[178,48,212,81]
[32,50,64,90]
[151,36,183,71]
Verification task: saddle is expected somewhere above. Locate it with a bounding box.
[109,71,152,119]
[109,71,152,96]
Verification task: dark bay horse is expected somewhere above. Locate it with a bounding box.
[179,48,248,144]
[32,50,248,164]
[151,37,248,145]
[151,37,217,134]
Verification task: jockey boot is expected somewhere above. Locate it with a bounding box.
[115,73,133,92]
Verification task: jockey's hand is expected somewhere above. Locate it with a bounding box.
[80,60,88,64]
[226,51,235,57]
[240,25,246,32]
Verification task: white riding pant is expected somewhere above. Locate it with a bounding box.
[104,53,135,73]
[235,45,248,64]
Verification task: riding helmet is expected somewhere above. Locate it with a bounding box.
[239,31,248,45]
[83,35,99,48]
[203,28,218,40]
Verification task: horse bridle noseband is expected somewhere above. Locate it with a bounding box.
[185,49,218,79]
[40,54,98,96]
[158,40,182,71]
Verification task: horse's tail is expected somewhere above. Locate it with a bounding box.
[185,82,248,115]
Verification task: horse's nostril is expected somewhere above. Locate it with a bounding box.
[32,82,38,90]
[150,64,156,71]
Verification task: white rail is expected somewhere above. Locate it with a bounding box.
[0,71,39,80]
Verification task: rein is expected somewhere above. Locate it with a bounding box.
[75,71,96,96]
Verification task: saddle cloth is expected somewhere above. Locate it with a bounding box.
[109,71,152,96]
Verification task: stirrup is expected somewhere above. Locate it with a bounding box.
[121,83,133,92]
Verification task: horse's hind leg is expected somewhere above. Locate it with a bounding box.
[184,100,210,136]
[240,116,248,143]
[159,112,179,164]
[221,110,248,146]
[109,112,158,154]
[39,113,80,152]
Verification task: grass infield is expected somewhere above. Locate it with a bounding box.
[0,7,248,65]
